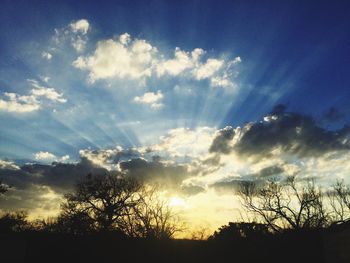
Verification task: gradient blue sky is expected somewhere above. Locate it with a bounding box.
[1,0,349,161]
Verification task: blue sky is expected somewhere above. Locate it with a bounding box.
[1,0,350,229]
[1,0,350,161]
[0,1,349,159]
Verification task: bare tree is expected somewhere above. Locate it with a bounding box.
[190,226,211,240]
[121,186,185,239]
[60,174,183,238]
[328,180,350,224]
[61,173,141,232]
[238,177,329,232]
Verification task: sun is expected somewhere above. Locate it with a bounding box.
[169,196,187,207]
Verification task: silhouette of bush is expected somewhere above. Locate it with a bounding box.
[0,211,29,232]
[209,222,270,241]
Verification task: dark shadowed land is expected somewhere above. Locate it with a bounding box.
[0,224,350,263]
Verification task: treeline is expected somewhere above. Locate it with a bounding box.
[1,174,350,237]
[1,174,350,262]
[0,173,183,238]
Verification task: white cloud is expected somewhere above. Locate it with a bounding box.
[34,151,57,161]
[194,58,224,80]
[73,38,157,83]
[133,90,164,109]
[34,151,70,162]
[156,48,203,77]
[232,56,242,64]
[210,75,236,89]
[41,52,52,60]
[28,79,67,103]
[60,155,70,162]
[69,19,90,35]
[145,127,216,160]
[0,93,39,113]
[31,87,66,103]
[0,160,20,170]
[119,33,131,45]
[0,80,66,113]
[72,32,241,90]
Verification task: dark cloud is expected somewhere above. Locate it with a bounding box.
[210,179,250,194]
[209,126,235,154]
[0,157,107,192]
[0,184,61,212]
[80,147,141,166]
[210,105,350,158]
[0,158,108,212]
[236,111,350,157]
[180,185,205,196]
[119,158,190,188]
[210,165,285,194]
[258,165,284,178]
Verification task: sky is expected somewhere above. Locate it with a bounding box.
[0,0,350,234]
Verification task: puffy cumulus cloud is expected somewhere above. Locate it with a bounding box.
[73,37,157,83]
[144,127,216,161]
[156,47,204,76]
[209,106,350,159]
[34,151,70,163]
[0,79,66,113]
[34,151,56,161]
[75,127,218,188]
[235,114,350,159]
[193,58,224,80]
[156,48,240,90]
[79,146,141,170]
[193,106,350,195]
[72,32,241,90]
[133,90,163,109]
[0,160,20,170]
[69,19,89,35]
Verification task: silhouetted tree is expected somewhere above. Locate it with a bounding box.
[328,180,350,224]
[190,226,211,240]
[0,211,29,232]
[121,186,184,239]
[238,177,329,232]
[61,173,142,232]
